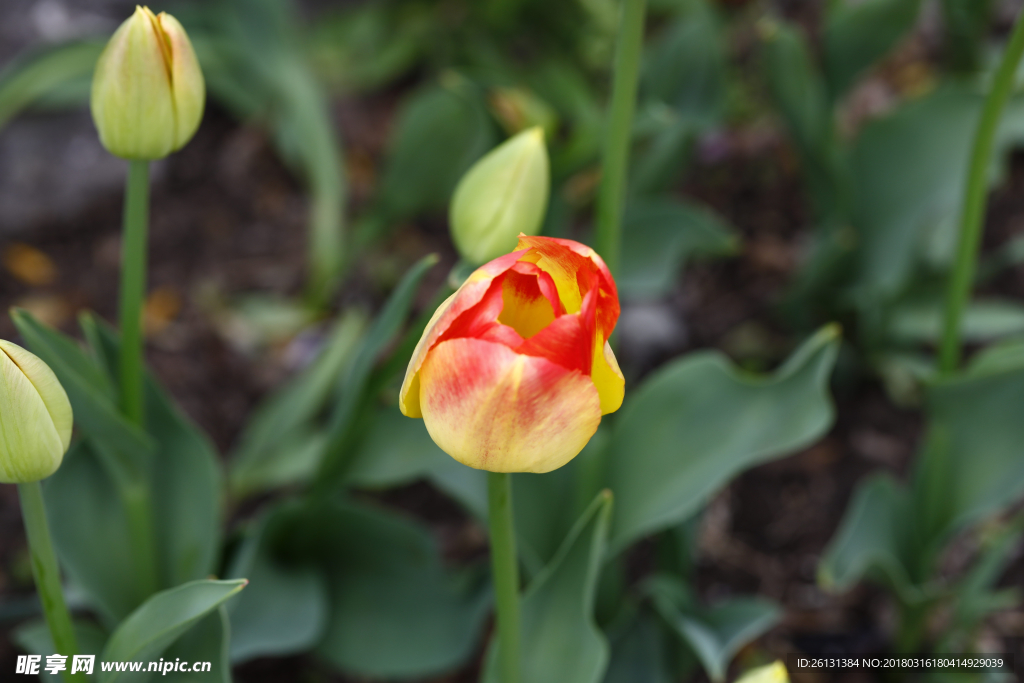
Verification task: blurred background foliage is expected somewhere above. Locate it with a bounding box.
[1,0,1023,681]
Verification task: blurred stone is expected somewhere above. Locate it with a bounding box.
[0,111,126,236]
[617,300,687,374]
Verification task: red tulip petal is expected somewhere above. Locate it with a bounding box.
[515,287,597,375]
[418,337,602,473]
[400,249,526,417]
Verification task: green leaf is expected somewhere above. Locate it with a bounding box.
[229,311,367,498]
[12,309,154,485]
[226,510,328,662]
[603,608,675,683]
[0,41,103,128]
[376,78,496,221]
[278,499,489,678]
[43,442,142,626]
[818,473,920,602]
[346,406,452,489]
[604,325,840,552]
[642,2,727,126]
[915,345,1024,541]
[648,576,781,683]
[485,491,614,683]
[315,254,439,490]
[86,315,223,589]
[99,579,247,683]
[850,85,1024,302]
[823,0,922,100]
[619,199,738,299]
[761,20,844,218]
[161,608,233,682]
[886,298,1024,344]
[939,0,994,72]
[14,618,109,683]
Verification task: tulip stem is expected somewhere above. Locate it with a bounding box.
[595,0,646,277]
[119,159,150,425]
[939,7,1024,375]
[18,482,83,683]
[488,472,521,683]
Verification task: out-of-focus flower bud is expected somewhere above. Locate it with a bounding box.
[0,341,73,483]
[400,236,623,473]
[450,127,550,265]
[736,662,789,683]
[91,6,205,160]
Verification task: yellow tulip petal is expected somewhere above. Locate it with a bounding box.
[591,334,624,415]
[419,338,601,473]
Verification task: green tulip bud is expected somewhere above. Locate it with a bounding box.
[91,6,205,160]
[0,341,73,484]
[450,127,550,265]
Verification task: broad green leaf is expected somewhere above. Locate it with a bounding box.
[277,499,489,679]
[376,78,496,221]
[315,254,439,490]
[604,325,840,552]
[648,576,781,682]
[603,608,674,683]
[823,0,922,100]
[0,41,103,128]
[485,492,614,683]
[818,473,920,602]
[914,345,1024,541]
[43,442,142,626]
[886,299,1024,344]
[99,580,247,683]
[12,309,154,485]
[86,315,223,589]
[346,406,451,489]
[619,199,738,299]
[161,608,233,682]
[226,510,328,662]
[850,85,1024,302]
[229,311,367,498]
[14,618,109,683]
[642,0,726,126]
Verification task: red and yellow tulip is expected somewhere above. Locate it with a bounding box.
[400,235,624,473]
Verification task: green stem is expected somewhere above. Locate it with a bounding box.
[594,0,647,277]
[122,482,160,599]
[119,160,150,424]
[18,482,83,683]
[938,9,1024,374]
[117,160,160,598]
[488,472,521,683]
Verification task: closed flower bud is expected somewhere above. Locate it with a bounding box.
[91,6,205,160]
[450,127,550,265]
[400,236,624,473]
[0,341,73,484]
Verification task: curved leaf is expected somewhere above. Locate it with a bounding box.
[605,325,840,552]
[99,580,247,683]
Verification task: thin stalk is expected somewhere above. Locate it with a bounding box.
[117,160,160,598]
[119,160,150,423]
[594,0,647,277]
[939,9,1024,374]
[488,472,521,683]
[122,482,160,599]
[18,482,83,683]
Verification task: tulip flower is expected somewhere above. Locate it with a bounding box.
[0,340,73,484]
[450,128,550,265]
[400,235,624,473]
[91,6,205,160]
